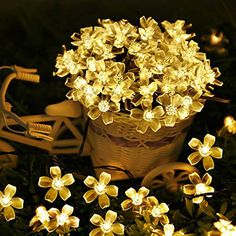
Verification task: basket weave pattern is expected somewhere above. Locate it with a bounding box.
[88,112,195,180]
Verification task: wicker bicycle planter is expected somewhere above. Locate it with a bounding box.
[87,112,195,180]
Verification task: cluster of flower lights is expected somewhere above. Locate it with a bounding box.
[54,17,222,134]
[1,132,236,235]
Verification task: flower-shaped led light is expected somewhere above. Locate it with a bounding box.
[29,206,50,232]
[130,106,164,134]
[89,210,124,236]
[183,172,214,204]
[145,196,169,225]
[46,204,79,235]
[151,223,186,236]
[224,116,236,135]
[38,166,75,203]
[121,186,149,211]
[187,134,223,171]
[83,172,118,209]
[0,184,24,221]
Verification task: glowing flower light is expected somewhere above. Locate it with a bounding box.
[183,172,214,204]
[83,172,118,209]
[0,184,24,221]
[38,166,75,203]
[89,210,124,236]
[121,186,149,211]
[187,134,223,171]
[55,17,222,134]
[224,116,236,134]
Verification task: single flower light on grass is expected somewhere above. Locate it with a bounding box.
[89,210,124,236]
[183,172,214,204]
[0,184,24,221]
[46,204,79,235]
[38,166,75,203]
[121,186,149,211]
[83,172,118,209]
[187,134,223,171]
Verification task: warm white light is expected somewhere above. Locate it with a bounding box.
[195,183,207,195]
[95,183,106,194]
[131,193,143,206]
[166,105,177,116]
[98,101,110,112]
[151,206,161,217]
[0,196,11,207]
[57,213,69,226]
[101,221,112,233]
[144,110,154,121]
[52,178,63,190]
[199,145,210,157]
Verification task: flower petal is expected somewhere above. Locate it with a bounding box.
[50,166,62,179]
[11,197,24,209]
[150,120,161,132]
[125,188,137,198]
[146,196,159,206]
[4,206,15,221]
[99,172,111,186]
[202,173,212,185]
[84,176,99,188]
[188,138,202,150]
[183,184,195,195]
[187,152,202,165]
[62,204,73,216]
[192,101,204,112]
[192,196,204,204]
[159,203,169,213]
[203,156,214,171]
[130,108,143,120]
[203,134,215,148]
[121,199,133,211]
[68,216,80,228]
[48,208,60,218]
[165,115,176,127]
[106,185,118,197]
[158,94,170,106]
[189,172,201,185]
[112,223,125,235]
[98,194,110,209]
[164,224,175,235]
[102,112,113,125]
[90,214,104,226]
[45,188,58,203]
[136,122,149,134]
[138,186,150,197]
[46,218,58,232]
[153,106,165,117]
[38,176,53,188]
[4,184,16,198]
[210,147,223,159]
[105,210,117,223]
[61,174,75,186]
[88,107,101,120]
[59,186,71,201]
[172,94,183,106]
[83,189,98,203]
[89,227,102,236]
[177,107,189,119]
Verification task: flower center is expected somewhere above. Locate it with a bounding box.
[113,85,122,95]
[151,206,161,217]
[0,196,11,207]
[36,207,50,223]
[101,221,112,233]
[98,100,110,112]
[52,178,63,190]
[132,193,143,206]
[199,145,210,157]
[84,86,94,96]
[144,110,154,122]
[182,96,192,107]
[98,72,108,84]
[166,105,177,116]
[57,213,69,226]
[95,183,106,195]
[195,183,207,195]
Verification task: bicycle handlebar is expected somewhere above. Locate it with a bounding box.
[15,71,40,83]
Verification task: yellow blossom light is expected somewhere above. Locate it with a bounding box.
[0,184,24,221]
[38,166,75,203]
[83,172,118,209]
[54,17,222,134]
[89,210,124,236]
[224,116,236,134]
[187,134,223,171]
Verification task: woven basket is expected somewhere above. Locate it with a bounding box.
[87,112,195,180]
